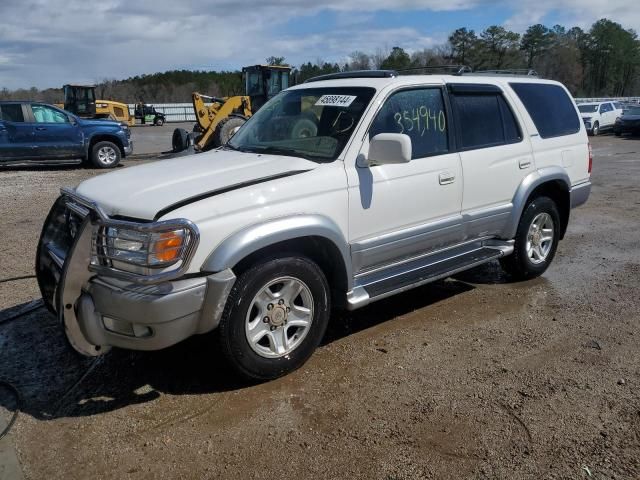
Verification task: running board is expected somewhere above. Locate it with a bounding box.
[346,241,513,310]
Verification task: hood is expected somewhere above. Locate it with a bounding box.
[74,150,317,220]
[77,117,122,128]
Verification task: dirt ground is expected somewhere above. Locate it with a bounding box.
[0,134,639,479]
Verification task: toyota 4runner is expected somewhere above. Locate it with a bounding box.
[36,70,591,380]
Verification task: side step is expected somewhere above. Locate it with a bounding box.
[347,242,512,310]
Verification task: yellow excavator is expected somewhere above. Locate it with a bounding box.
[172,65,291,152]
[59,84,135,126]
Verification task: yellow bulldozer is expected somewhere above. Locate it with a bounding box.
[58,84,135,126]
[172,65,291,152]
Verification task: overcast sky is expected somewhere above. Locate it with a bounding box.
[1,0,639,90]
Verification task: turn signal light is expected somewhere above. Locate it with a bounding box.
[151,231,185,263]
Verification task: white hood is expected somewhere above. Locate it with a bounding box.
[75,150,317,220]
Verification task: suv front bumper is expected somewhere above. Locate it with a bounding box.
[36,192,235,356]
[77,271,235,352]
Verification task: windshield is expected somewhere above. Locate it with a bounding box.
[578,104,599,113]
[228,87,376,161]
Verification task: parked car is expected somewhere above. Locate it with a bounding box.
[134,104,166,126]
[613,105,640,136]
[37,72,591,380]
[0,101,132,168]
[578,101,623,136]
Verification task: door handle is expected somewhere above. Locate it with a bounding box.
[35,127,47,131]
[439,172,455,185]
[518,158,532,169]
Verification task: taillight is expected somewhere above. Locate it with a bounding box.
[588,143,593,174]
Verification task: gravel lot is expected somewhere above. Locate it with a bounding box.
[0,134,639,479]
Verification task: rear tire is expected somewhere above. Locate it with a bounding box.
[213,116,246,147]
[500,196,561,281]
[217,256,330,381]
[90,141,121,168]
[172,128,189,152]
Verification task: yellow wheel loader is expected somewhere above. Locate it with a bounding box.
[172,65,291,153]
[60,84,135,126]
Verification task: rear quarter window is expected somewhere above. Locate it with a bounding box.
[509,83,580,139]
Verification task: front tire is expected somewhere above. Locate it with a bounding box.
[217,256,330,381]
[154,117,164,126]
[590,122,600,136]
[213,116,246,147]
[500,196,561,281]
[90,141,121,168]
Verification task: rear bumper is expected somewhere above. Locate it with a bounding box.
[570,181,591,209]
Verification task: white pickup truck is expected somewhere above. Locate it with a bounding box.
[578,101,623,136]
[37,71,591,380]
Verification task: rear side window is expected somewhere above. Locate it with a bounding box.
[370,88,449,158]
[600,103,613,113]
[510,83,580,139]
[450,93,522,150]
[0,104,25,122]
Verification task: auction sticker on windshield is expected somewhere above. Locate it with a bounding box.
[315,95,357,107]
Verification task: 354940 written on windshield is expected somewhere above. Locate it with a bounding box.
[393,107,447,136]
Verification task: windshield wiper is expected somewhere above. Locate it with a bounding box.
[223,143,245,152]
[245,145,328,162]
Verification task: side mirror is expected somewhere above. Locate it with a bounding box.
[365,133,412,166]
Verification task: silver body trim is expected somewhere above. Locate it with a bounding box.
[202,214,354,288]
[75,269,236,352]
[503,167,571,239]
[570,181,591,208]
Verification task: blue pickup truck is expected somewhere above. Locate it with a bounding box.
[0,101,132,168]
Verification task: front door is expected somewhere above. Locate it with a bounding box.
[29,104,84,159]
[346,86,463,273]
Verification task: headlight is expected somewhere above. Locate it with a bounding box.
[98,226,192,268]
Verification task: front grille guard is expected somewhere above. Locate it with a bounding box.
[61,187,200,285]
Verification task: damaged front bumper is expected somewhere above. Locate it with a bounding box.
[35,189,235,356]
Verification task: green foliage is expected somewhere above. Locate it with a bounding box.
[291,61,341,83]
[521,24,553,68]
[266,56,286,66]
[380,47,413,70]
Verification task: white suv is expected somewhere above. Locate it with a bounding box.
[37,71,592,380]
[578,101,623,136]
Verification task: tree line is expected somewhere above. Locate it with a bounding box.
[1,18,639,103]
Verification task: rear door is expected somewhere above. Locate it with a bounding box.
[599,103,615,127]
[448,84,533,240]
[0,103,36,161]
[29,104,84,159]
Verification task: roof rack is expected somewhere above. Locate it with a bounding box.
[396,65,472,76]
[304,70,397,83]
[303,67,541,84]
[465,69,539,77]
